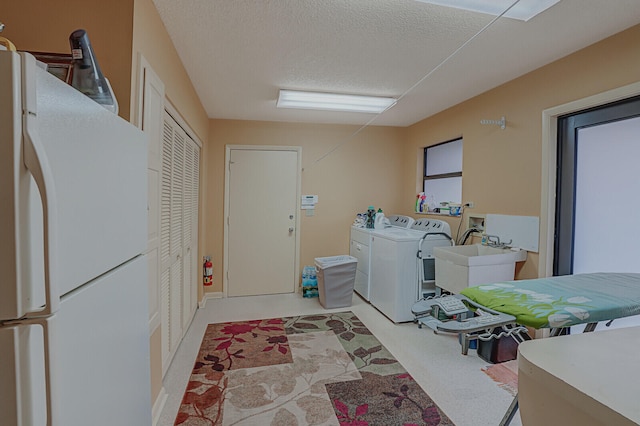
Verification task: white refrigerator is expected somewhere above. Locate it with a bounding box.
[0,51,152,425]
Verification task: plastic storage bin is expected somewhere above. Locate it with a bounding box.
[315,255,358,309]
[477,328,531,364]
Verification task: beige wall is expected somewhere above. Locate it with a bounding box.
[1,0,135,121]
[131,0,209,142]
[205,120,407,293]
[404,24,640,280]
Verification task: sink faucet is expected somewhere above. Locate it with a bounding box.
[485,235,512,248]
[485,234,500,246]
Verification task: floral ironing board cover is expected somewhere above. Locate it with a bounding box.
[460,273,640,328]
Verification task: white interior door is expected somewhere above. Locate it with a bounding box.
[138,57,165,332]
[226,147,300,297]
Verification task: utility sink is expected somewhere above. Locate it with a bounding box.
[434,244,527,294]
[434,244,527,265]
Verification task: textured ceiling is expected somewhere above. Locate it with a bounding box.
[152,0,640,127]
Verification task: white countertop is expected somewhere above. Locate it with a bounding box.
[518,326,640,424]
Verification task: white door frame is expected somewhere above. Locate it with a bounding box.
[133,54,165,335]
[539,81,640,278]
[223,145,302,297]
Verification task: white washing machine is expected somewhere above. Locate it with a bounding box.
[350,215,414,301]
[369,219,452,322]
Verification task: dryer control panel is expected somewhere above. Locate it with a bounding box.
[411,219,451,237]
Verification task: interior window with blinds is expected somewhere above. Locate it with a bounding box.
[423,138,462,211]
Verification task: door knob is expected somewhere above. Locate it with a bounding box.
[289,227,294,232]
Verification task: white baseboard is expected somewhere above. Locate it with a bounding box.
[199,291,224,308]
[152,386,168,426]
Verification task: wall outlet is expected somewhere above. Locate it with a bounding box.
[465,201,474,208]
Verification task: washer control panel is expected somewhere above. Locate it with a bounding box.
[387,215,415,228]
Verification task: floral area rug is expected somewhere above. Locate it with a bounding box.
[174,311,454,425]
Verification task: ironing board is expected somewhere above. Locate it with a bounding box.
[456,272,640,426]
[412,272,640,354]
[460,272,640,329]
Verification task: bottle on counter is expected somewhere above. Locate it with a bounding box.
[374,208,386,229]
[366,206,376,229]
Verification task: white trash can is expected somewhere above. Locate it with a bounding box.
[314,255,358,309]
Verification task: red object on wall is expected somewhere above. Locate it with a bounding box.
[203,257,213,286]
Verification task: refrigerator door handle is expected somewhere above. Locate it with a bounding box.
[40,316,59,426]
[4,316,60,425]
[20,52,60,317]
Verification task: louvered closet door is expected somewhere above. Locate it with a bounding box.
[159,110,200,373]
[182,140,199,328]
[170,126,185,355]
[182,140,193,329]
[160,115,175,369]
[160,111,185,368]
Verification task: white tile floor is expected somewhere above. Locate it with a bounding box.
[157,293,522,426]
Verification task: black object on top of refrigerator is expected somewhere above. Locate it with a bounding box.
[69,29,118,113]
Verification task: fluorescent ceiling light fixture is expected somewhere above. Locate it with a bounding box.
[415,0,561,22]
[277,90,397,114]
